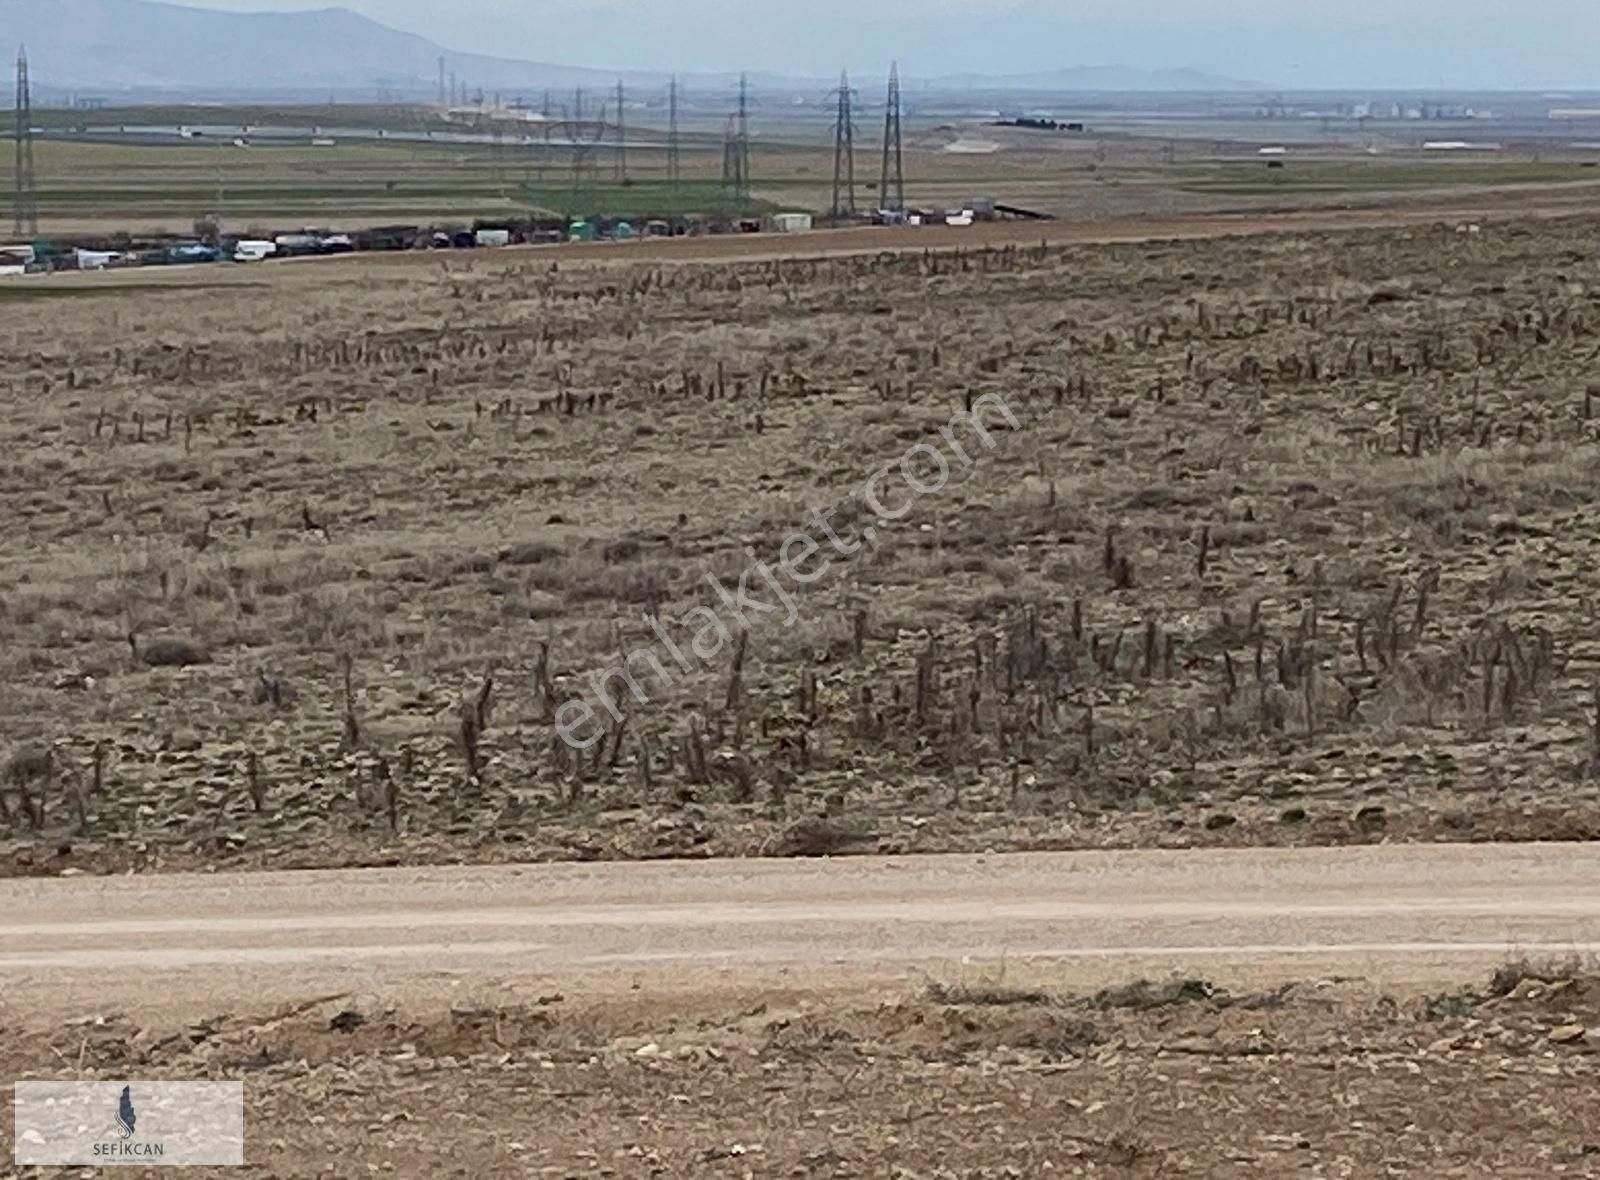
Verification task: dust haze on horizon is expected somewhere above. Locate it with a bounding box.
[178,0,1597,90]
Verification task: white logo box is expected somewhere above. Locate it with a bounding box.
[14,1081,244,1167]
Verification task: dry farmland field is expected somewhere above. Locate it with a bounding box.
[20,106,1600,234]
[10,210,1600,1177]
[4,210,1600,873]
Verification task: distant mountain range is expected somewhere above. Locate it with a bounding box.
[0,0,652,95]
[0,0,1266,97]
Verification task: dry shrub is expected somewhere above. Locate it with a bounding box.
[139,634,208,667]
[1089,976,1219,1011]
[500,540,564,566]
[762,816,856,858]
[924,980,1057,1007]
[1486,955,1595,998]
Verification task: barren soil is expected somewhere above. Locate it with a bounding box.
[7,964,1597,1178]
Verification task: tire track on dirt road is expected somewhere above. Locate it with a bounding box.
[3,843,1598,1021]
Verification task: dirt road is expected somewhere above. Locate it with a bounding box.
[4,843,1598,1023]
[372,202,1526,269]
[6,845,1599,1176]
[528,202,1509,265]
[23,194,1589,296]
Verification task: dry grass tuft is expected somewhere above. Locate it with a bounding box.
[1486,954,1597,998]
[135,634,209,668]
[1089,977,1220,1011]
[924,980,1058,1007]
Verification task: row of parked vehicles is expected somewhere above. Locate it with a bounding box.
[3,216,730,275]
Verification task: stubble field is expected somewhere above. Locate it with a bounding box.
[4,211,1600,876]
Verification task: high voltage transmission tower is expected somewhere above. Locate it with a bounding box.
[879,62,904,214]
[720,115,747,207]
[613,78,627,183]
[563,87,608,202]
[736,73,751,195]
[830,70,856,220]
[535,89,552,182]
[14,46,36,238]
[721,74,752,207]
[667,76,681,188]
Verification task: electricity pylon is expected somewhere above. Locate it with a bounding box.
[830,70,857,219]
[879,62,905,213]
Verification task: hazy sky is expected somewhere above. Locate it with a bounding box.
[183,0,1600,88]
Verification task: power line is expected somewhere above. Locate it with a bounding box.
[879,62,904,214]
